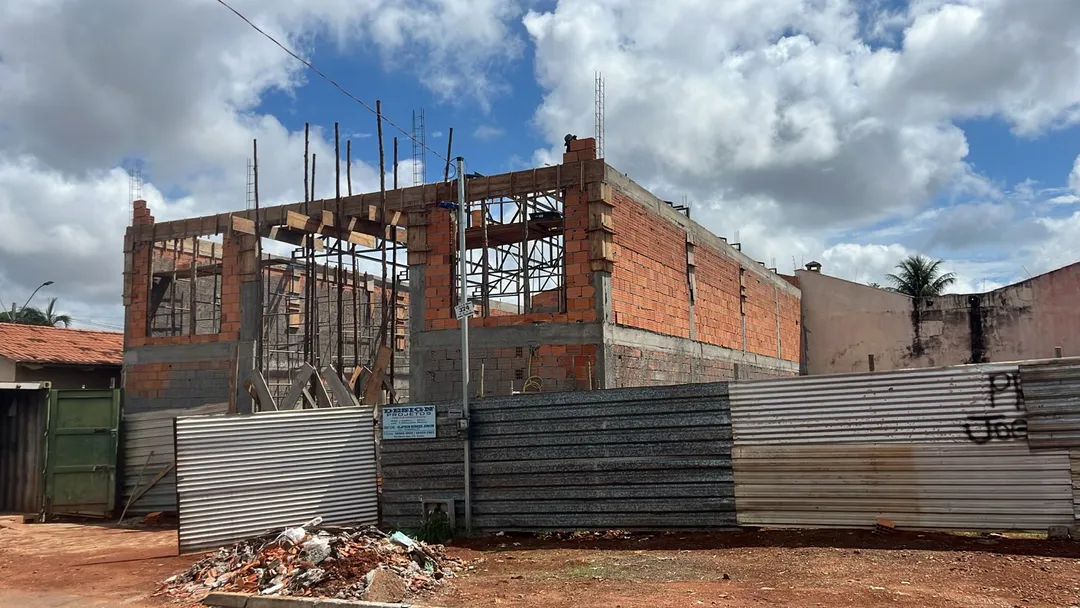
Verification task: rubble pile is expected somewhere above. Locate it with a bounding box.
[160,521,464,602]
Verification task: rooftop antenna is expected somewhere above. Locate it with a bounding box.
[127,161,143,222]
[412,109,427,185]
[594,71,605,159]
[245,158,254,210]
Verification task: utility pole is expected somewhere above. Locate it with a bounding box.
[456,156,472,534]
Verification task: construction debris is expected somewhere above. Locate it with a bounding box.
[159,523,464,602]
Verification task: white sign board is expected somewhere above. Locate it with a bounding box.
[453,302,474,320]
[382,405,437,440]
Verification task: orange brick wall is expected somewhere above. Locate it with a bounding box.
[421,182,596,330]
[126,232,248,349]
[741,268,778,357]
[610,191,691,338]
[693,245,742,349]
[778,288,800,362]
[607,192,801,364]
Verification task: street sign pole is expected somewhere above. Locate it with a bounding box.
[456,156,472,534]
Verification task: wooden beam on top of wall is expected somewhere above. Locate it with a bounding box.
[344,216,408,244]
[285,210,377,248]
[127,159,608,243]
[266,226,325,251]
[230,215,256,235]
[284,210,406,245]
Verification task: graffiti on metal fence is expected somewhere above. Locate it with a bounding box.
[963,371,1027,445]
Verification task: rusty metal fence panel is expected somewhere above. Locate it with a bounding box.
[730,364,1074,530]
[0,387,48,514]
[175,407,377,553]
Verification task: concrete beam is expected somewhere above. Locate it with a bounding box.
[412,322,604,350]
[123,341,237,365]
[128,160,606,243]
[604,324,799,373]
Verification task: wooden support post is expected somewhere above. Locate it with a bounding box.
[361,345,392,406]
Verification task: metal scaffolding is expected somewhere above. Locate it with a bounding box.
[460,187,567,316]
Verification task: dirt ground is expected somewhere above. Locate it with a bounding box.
[0,515,195,608]
[3,515,1080,608]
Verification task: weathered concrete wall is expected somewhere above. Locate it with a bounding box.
[14,364,119,390]
[410,323,603,402]
[798,262,1080,374]
[795,270,924,373]
[605,325,798,388]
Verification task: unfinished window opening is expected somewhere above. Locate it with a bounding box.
[458,187,566,317]
[147,238,222,337]
[258,236,407,405]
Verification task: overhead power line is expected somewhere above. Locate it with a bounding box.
[214,0,449,164]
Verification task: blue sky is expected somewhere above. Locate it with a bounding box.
[1,0,1079,326]
[258,36,549,181]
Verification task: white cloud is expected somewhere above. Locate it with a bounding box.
[524,0,1080,294]
[1070,154,1080,195]
[473,125,505,141]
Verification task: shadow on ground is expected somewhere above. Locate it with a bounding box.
[456,528,1080,559]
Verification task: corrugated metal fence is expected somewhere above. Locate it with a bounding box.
[381,383,735,531]
[174,407,378,553]
[729,363,1075,530]
[122,403,227,515]
[1020,358,1080,449]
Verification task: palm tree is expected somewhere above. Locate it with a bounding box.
[0,298,72,327]
[885,254,956,298]
[40,298,72,327]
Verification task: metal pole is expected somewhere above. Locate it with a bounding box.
[457,156,471,534]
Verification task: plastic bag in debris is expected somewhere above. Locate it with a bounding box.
[302,536,332,564]
[282,527,307,544]
[389,531,415,549]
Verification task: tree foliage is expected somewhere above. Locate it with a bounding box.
[885,254,956,298]
[0,298,72,327]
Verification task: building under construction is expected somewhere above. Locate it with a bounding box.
[122,136,800,414]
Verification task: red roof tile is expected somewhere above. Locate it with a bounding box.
[0,323,123,366]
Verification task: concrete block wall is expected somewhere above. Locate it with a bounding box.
[611,344,733,386]
[415,343,599,399]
